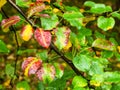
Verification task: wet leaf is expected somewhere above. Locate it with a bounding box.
[34,28,52,48]
[36,63,56,84]
[0,40,10,53]
[97,16,115,31]
[22,57,42,76]
[92,38,115,51]
[54,27,71,50]
[72,76,87,88]
[41,14,59,30]
[1,16,20,30]
[73,54,91,72]
[20,24,34,41]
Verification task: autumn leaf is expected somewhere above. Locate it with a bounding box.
[27,2,45,18]
[34,28,52,48]
[20,24,34,41]
[22,57,42,76]
[0,0,7,10]
[1,16,20,30]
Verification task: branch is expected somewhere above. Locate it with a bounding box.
[7,0,82,75]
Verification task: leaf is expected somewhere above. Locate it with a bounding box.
[5,64,14,77]
[63,11,84,29]
[0,0,7,10]
[20,24,34,41]
[104,72,120,83]
[21,57,42,76]
[36,50,48,61]
[41,14,59,30]
[90,4,112,14]
[54,63,64,78]
[16,0,32,8]
[73,87,87,90]
[111,12,120,20]
[84,1,95,7]
[79,27,92,36]
[36,63,56,84]
[1,16,20,30]
[97,16,115,31]
[17,49,36,55]
[34,28,51,48]
[92,38,115,51]
[101,51,113,58]
[0,40,10,53]
[16,81,30,90]
[54,27,71,50]
[72,76,87,88]
[27,2,45,18]
[73,54,91,72]
[64,6,79,12]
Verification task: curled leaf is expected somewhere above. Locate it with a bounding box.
[20,24,34,41]
[22,57,42,76]
[34,28,52,48]
[1,16,20,30]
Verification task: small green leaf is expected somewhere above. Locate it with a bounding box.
[79,27,92,36]
[16,81,30,90]
[0,40,10,53]
[92,38,115,51]
[73,54,91,72]
[106,6,112,12]
[5,64,14,77]
[64,6,79,12]
[84,1,95,7]
[101,51,113,58]
[95,31,105,39]
[72,76,87,88]
[111,12,120,20]
[63,11,84,29]
[41,14,58,30]
[97,16,115,31]
[16,0,31,8]
[36,50,48,61]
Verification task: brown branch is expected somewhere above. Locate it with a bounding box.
[7,0,82,75]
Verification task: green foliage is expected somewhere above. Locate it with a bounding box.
[1,0,120,90]
[0,40,10,53]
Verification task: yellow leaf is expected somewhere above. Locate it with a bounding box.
[63,41,72,51]
[0,0,7,10]
[53,8,60,13]
[117,46,120,53]
[3,79,10,87]
[21,24,33,41]
[90,80,101,87]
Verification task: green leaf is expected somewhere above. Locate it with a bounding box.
[92,38,115,51]
[104,72,120,83]
[97,16,115,31]
[0,13,2,22]
[64,6,79,12]
[36,50,48,61]
[111,12,120,20]
[84,1,95,7]
[0,40,10,53]
[90,4,112,14]
[16,0,31,8]
[101,51,113,58]
[95,31,105,39]
[72,76,87,88]
[89,61,104,75]
[63,11,84,29]
[79,27,92,36]
[5,64,14,77]
[41,14,59,30]
[73,54,91,72]
[54,63,64,78]
[16,81,30,90]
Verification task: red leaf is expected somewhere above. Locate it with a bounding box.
[20,24,34,41]
[34,28,51,48]
[22,57,42,76]
[1,16,20,29]
[27,2,45,18]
